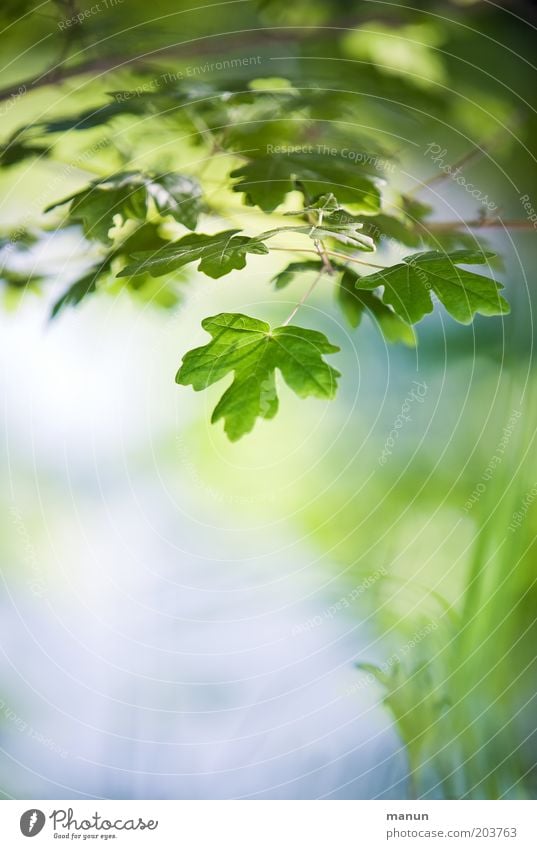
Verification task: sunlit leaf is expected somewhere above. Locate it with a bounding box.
[176,312,340,439]
[46,172,203,242]
[357,250,509,325]
[119,230,268,279]
[231,152,382,212]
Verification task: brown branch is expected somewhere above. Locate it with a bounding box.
[0,6,428,108]
[0,27,301,106]
[423,219,536,231]
[408,118,520,197]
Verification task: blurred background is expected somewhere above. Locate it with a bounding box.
[1,0,536,799]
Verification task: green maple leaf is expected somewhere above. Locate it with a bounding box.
[46,172,147,242]
[356,250,509,325]
[118,230,268,280]
[176,313,340,440]
[230,152,382,213]
[337,269,415,346]
[46,171,202,242]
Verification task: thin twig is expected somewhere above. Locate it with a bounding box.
[282,268,325,325]
[270,246,386,270]
[327,250,386,269]
[305,194,336,276]
[422,218,536,231]
[0,24,333,105]
[408,119,519,197]
[314,238,336,273]
[310,211,335,274]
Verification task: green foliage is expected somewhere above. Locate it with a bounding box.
[119,229,269,279]
[337,269,416,346]
[0,1,520,438]
[357,250,509,325]
[231,152,382,213]
[46,172,203,242]
[176,313,340,440]
[356,451,537,800]
[0,0,534,803]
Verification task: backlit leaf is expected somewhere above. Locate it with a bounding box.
[356,250,509,325]
[176,313,340,440]
[119,230,268,280]
[231,152,382,213]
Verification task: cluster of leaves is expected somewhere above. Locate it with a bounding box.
[0,73,510,440]
[42,171,204,315]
